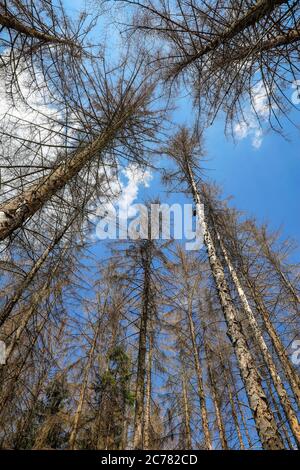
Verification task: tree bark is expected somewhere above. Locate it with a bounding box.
[69,295,102,449]
[217,351,245,450]
[182,372,192,450]
[204,340,228,450]
[133,242,152,449]
[143,325,153,450]
[186,305,212,449]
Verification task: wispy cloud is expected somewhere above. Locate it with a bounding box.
[234,81,271,149]
[118,165,152,220]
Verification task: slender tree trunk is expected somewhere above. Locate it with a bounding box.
[13,369,49,449]
[227,360,254,449]
[133,242,152,449]
[204,340,228,450]
[0,300,54,417]
[4,250,67,363]
[264,370,295,450]
[244,273,300,407]
[0,215,76,327]
[250,224,300,306]
[143,325,153,450]
[278,270,300,306]
[186,305,212,449]
[0,250,66,399]
[228,383,245,450]
[121,412,129,450]
[69,299,102,449]
[182,372,192,450]
[213,226,300,447]
[218,352,245,449]
[185,163,284,449]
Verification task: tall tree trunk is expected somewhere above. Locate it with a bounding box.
[0,298,54,417]
[186,305,212,449]
[264,369,295,450]
[0,214,76,327]
[250,223,300,306]
[143,325,153,450]
[204,339,228,450]
[69,297,102,449]
[133,241,152,449]
[226,358,254,449]
[213,224,300,447]
[185,162,284,449]
[4,249,67,363]
[243,273,300,407]
[182,372,192,450]
[227,381,245,449]
[218,351,245,450]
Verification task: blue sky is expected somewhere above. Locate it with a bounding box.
[63,0,300,259]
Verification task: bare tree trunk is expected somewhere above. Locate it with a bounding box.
[186,305,212,449]
[214,227,300,447]
[143,325,153,450]
[264,371,295,450]
[185,162,284,449]
[244,274,300,407]
[204,341,228,450]
[228,383,245,450]
[0,214,76,327]
[0,298,54,418]
[250,223,300,306]
[4,248,67,363]
[218,352,245,450]
[227,360,254,449]
[69,297,102,449]
[121,413,129,450]
[182,372,192,450]
[133,242,152,449]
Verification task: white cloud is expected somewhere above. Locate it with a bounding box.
[118,165,152,220]
[234,81,271,149]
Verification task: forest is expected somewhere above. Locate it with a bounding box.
[0,0,299,451]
